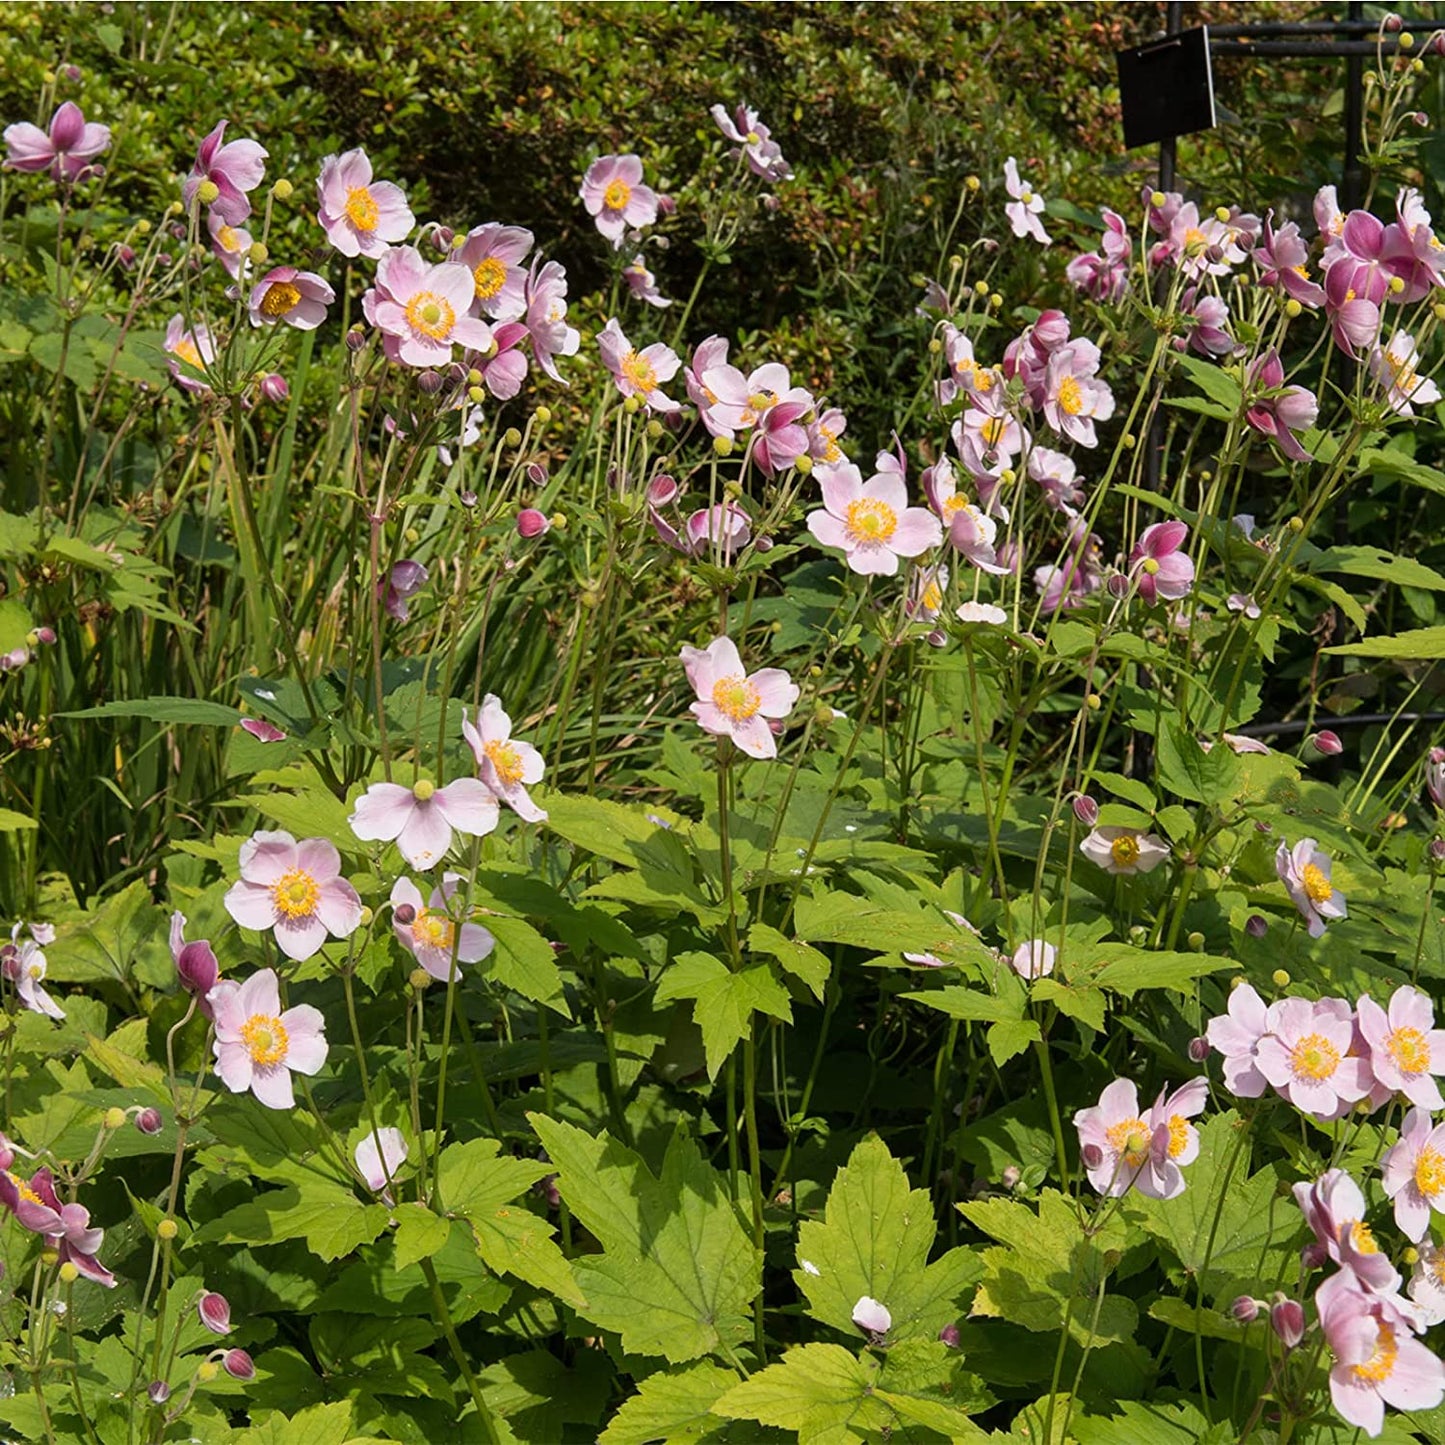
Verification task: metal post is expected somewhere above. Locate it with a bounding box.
[1341,0,1366,208]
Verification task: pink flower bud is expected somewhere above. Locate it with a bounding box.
[647,473,679,507]
[938,1323,962,1348]
[926,629,948,648]
[222,1348,255,1381]
[516,508,551,540]
[1432,838,1445,862]
[147,1380,170,1405]
[1309,730,1342,757]
[657,193,677,216]
[1230,1295,1261,1322]
[1000,1165,1021,1189]
[433,225,455,250]
[259,373,289,404]
[526,462,548,485]
[1187,1036,1210,1063]
[0,1133,14,1171]
[1270,1297,1305,1349]
[198,1291,232,1335]
[1081,1142,1104,1170]
[416,369,444,395]
[62,64,83,82]
[345,329,367,353]
[31,627,56,645]
[393,903,416,926]
[1300,1242,1328,1271]
[1383,12,1403,31]
[1246,914,1268,938]
[1072,794,1099,826]
[135,1108,163,1136]
[755,535,774,552]
[115,244,136,269]
[1106,573,1130,599]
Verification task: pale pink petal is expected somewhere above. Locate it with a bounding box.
[224,879,280,931]
[273,912,328,962]
[238,830,298,885]
[350,783,416,842]
[433,778,501,839]
[249,1065,295,1110]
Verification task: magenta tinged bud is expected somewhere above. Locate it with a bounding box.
[1309,729,1342,757]
[1081,1142,1104,1170]
[434,225,455,250]
[32,626,56,645]
[1384,12,1403,30]
[1072,794,1099,826]
[1106,572,1130,599]
[657,193,677,216]
[147,1380,170,1405]
[1187,1036,1210,1063]
[1000,1164,1021,1189]
[0,1133,13,1171]
[526,462,548,485]
[222,1348,255,1381]
[938,1323,962,1348]
[393,902,416,926]
[416,368,444,395]
[926,629,948,648]
[62,64,83,82]
[1301,1242,1328,1271]
[197,1291,232,1335]
[516,508,551,540]
[116,244,136,269]
[259,372,289,404]
[345,328,367,352]
[135,1107,163,1136]
[1230,1295,1261,1323]
[1270,1298,1305,1349]
[1431,838,1445,862]
[647,473,679,507]
[1245,914,1268,938]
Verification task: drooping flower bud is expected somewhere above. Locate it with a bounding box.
[1230,1295,1261,1322]
[222,1348,255,1381]
[1072,794,1099,827]
[1309,730,1342,757]
[516,508,551,540]
[938,1322,962,1348]
[1270,1297,1305,1349]
[1187,1036,1210,1063]
[197,1291,232,1335]
[147,1380,171,1405]
[259,373,289,404]
[135,1108,163,1136]
[1245,914,1268,938]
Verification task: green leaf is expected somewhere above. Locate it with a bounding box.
[527,1114,759,1362]
[391,1202,452,1272]
[1092,770,1157,813]
[711,1344,894,1441]
[0,808,37,832]
[598,1362,741,1445]
[55,696,242,725]
[437,1139,584,1307]
[483,914,571,1017]
[1175,355,1242,410]
[794,891,992,965]
[1358,446,1445,497]
[1328,624,1445,659]
[986,1019,1042,1065]
[1155,724,1240,807]
[1030,978,1107,1031]
[189,1183,390,1262]
[794,1135,983,1344]
[1072,1399,1236,1444]
[223,786,355,850]
[1129,1111,1293,1292]
[0,597,33,651]
[900,985,1024,1024]
[747,923,830,1000]
[960,1189,1137,1345]
[656,952,791,1078]
[479,1348,614,1439]
[1314,545,1445,592]
[1085,944,1236,995]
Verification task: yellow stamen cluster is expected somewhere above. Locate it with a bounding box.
[843,497,899,546]
[711,675,763,722]
[271,868,320,920]
[240,1013,290,1067]
[345,186,380,231]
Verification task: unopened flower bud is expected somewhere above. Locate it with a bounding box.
[1000,1165,1021,1189]
[1245,914,1268,938]
[1272,968,1290,988]
[259,373,289,404]
[756,534,774,552]
[1431,838,1445,862]
[648,474,679,507]
[147,1380,171,1405]
[1270,1297,1305,1349]
[1187,1036,1210,1063]
[656,192,677,216]
[1106,573,1130,599]
[938,1323,962,1348]
[157,1219,178,1241]
[926,628,948,648]
[416,369,444,395]
[62,63,83,82]
[965,175,981,192]
[393,901,417,927]
[195,179,220,206]
[1384,12,1403,30]
[713,435,733,457]
[1187,931,1205,952]
[1400,30,1415,48]
[1073,795,1099,826]
[517,508,551,539]
[135,1107,163,1135]
[1086,693,1101,710]
[222,1349,255,1381]
[550,512,567,530]
[1287,516,1304,533]
[988,292,1002,309]
[345,327,367,352]
[467,385,485,404]
[1283,297,1302,319]
[1414,111,1430,126]
[1230,1295,1261,1323]
[1081,1143,1104,1169]
[115,243,137,269]
[197,1361,219,1383]
[1121,432,1136,449]
[246,241,268,266]
[1309,729,1342,757]
[198,1291,232,1334]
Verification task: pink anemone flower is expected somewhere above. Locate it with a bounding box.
[680,636,799,760]
[183,120,267,225]
[2,924,64,1020]
[390,874,494,982]
[355,1127,409,1196]
[1370,331,1441,417]
[209,967,327,1111]
[1079,826,1169,875]
[1319,1279,1445,1436]
[366,247,492,368]
[1357,986,1445,1111]
[163,315,216,396]
[1041,343,1114,447]
[461,695,548,823]
[1258,999,1371,1121]
[1074,1076,1207,1200]
[452,223,532,322]
[579,154,658,248]
[1205,981,1269,1098]
[170,911,220,1017]
[1003,156,1050,246]
[4,101,110,181]
[247,266,334,331]
[806,462,942,577]
[0,1167,115,1286]
[624,259,672,308]
[223,831,363,962]
[317,148,415,259]
[1382,1106,1445,1242]
[710,103,792,182]
[524,258,580,384]
[1129,521,1194,605]
[349,776,500,871]
[468,320,530,399]
[207,211,253,280]
[1294,1168,1400,1295]
[1276,836,1346,938]
[597,318,681,412]
[1245,349,1318,462]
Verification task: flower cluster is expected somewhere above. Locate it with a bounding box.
[1074,1075,1207,1200]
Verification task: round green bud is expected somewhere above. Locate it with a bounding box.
[623,396,641,415]
[549,512,567,530]
[948,254,964,270]
[974,279,989,296]
[713,435,733,457]
[1150,190,1167,208]
[1272,968,1291,988]
[795,453,814,475]
[1400,31,1415,48]
[988,292,1002,309]
[1187,931,1206,951]
[503,427,523,448]
[104,1107,127,1130]
[1214,205,1231,224]
[646,420,663,440]
[58,1262,79,1283]
[271,178,293,201]
[1086,693,1102,711]
[197,1361,219,1384]
[157,1218,179,1241]
[246,242,268,265]
[409,968,431,991]
[928,337,943,354]
[964,175,981,192]
[1121,433,1137,449]
[196,180,220,206]
[467,368,482,386]
[1287,516,1304,533]
[358,906,373,927]
[535,406,552,426]
[1284,298,1302,319]
[468,386,486,405]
